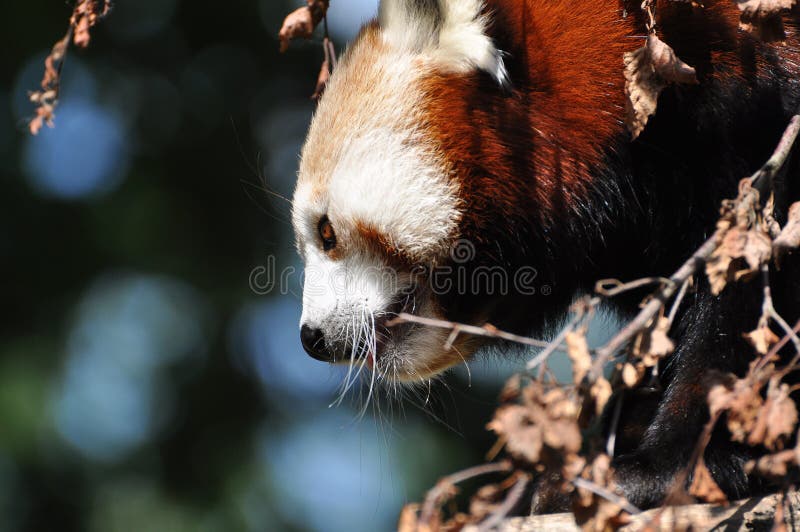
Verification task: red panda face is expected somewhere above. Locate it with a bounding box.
[292,0,508,382]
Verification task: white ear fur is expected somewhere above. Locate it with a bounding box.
[379,0,508,86]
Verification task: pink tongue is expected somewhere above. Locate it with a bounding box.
[366,353,374,370]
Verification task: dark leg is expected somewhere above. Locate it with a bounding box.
[613,279,764,508]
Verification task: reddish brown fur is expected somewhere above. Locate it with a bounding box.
[354,221,418,268]
[420,0,633,243]
[418,0,800,249]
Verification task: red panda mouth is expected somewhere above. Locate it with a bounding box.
[367,292,416,366]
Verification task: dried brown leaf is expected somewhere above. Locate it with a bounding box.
[543,419,583,457]
[727,380,764,443]
[708,375,768,445]
[28,33,70,135]
[707,383,734,418]
[71,0,112,48]
[744,324,780,356]
[746,449,797,478]
[544,387,579,419]
[689,458,728,504]
[633,316,674,365]
[42,34,69,89]
[499,374,522,403]
[706,227,772,295]
[622,362,644,388]
[706,253,733,295]
[624,35,698,139]
[567,331,592,384]
[278,0,329,52]
[774,202,800,254]
[397,504,421,532]
[749,377,798,450]
[488,382,582,467]
[487,404,543,464]
[279,7,316,53]
[590,378,613,416]
[736,0,796,41]
[649,36,699,85]
[28,104,55,135]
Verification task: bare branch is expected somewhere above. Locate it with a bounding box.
[389,313,554,350]
[751,114,800,195]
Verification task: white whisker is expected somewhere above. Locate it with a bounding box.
[452,345,472,388]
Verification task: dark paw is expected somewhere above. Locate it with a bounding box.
[613,444,753,509]
[612,452,681,509]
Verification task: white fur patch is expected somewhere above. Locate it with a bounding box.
[330,128,460,258]
[379,0,508,85]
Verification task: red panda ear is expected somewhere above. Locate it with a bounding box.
[378,0,508,86]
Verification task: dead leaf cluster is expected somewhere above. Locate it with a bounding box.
[706,180,773,295]
[278,0,335,99]
[28,0,111,135]
[632,315,674,367]
[706,226,772,294]
[488,381,582,471]
[709,372,798,455]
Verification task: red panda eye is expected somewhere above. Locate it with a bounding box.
[318,216,337,251]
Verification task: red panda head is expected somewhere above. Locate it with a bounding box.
[291,0,632,382]
[292,0,515,382]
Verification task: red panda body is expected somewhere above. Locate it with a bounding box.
[292,0,800,509]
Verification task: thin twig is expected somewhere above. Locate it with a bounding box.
[606,391,625,457]
[761,264,800,356]
[773,319,800,378]
[591,232,720,379]
[527,306,589,371]
[751,114,800,195]
[477,473,531,531]
[572,476,642,515]
[667,278,690,327]
[595,277,672,298]
[419,461,512,525]
[389,314,554,350]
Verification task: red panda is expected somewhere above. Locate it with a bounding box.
[291,0,800,509]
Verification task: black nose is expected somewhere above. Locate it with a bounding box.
[300,324,330,361]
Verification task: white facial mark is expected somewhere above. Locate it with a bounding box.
[328,128,460,260]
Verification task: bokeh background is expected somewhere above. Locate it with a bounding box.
[1,1,540,530]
